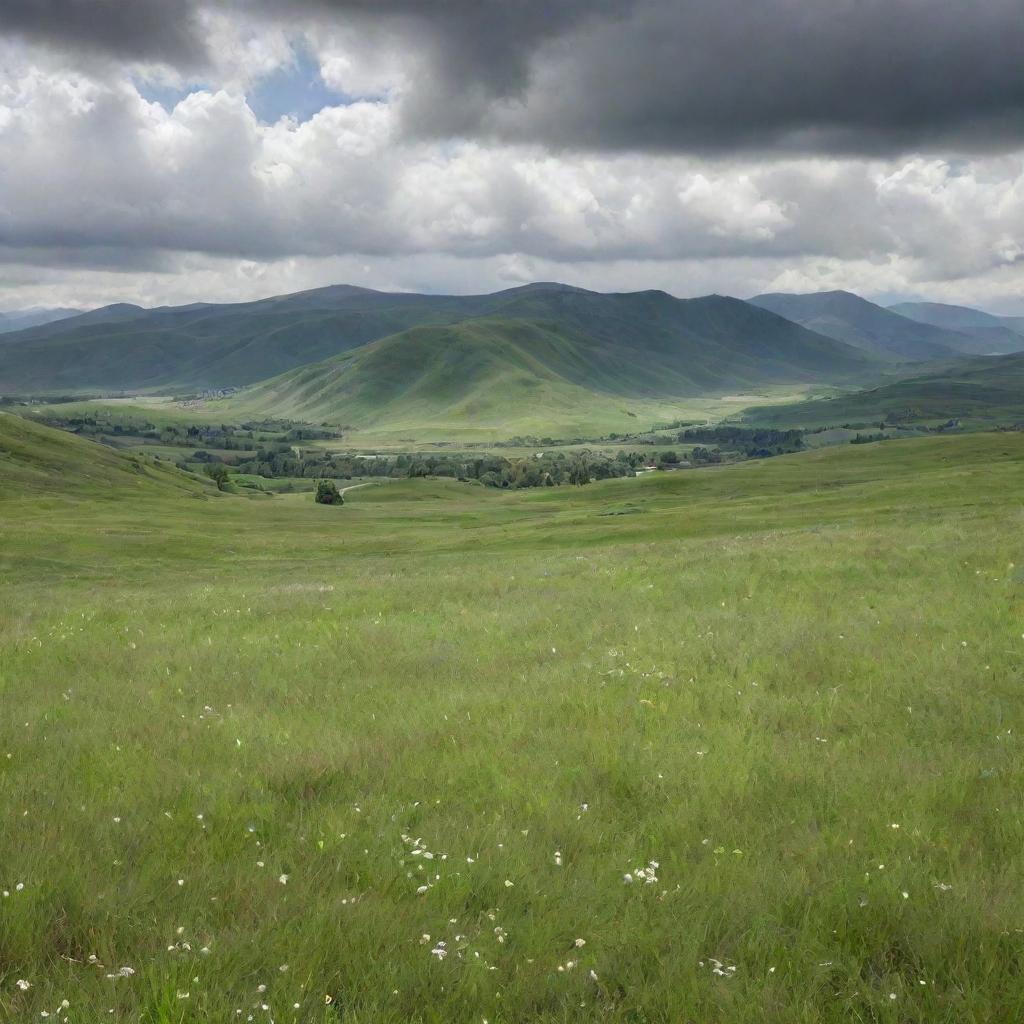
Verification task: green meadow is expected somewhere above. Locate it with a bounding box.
[2,413,1024,1022]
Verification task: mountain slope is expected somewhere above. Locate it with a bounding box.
[888,301,1024,355]
[742,352,1024,428]
[749,290,967,361]
[0,282,873,396]
[0,412,211,500]
[222,308,875,436]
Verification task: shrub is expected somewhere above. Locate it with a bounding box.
[204,464,230,490]
[314,479,343,505]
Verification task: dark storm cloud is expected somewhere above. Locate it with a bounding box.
[325,0,1024,155]
[251,0,1024,155]
[3,0,1024,155]
[0,0,207,67]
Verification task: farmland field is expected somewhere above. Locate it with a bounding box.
[2,413,1024,1022]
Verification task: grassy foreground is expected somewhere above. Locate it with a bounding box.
[2,416,1024,1022]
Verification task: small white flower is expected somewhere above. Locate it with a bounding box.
[278,874,289,885]
[16,979,31,991]
[504,879,514,888]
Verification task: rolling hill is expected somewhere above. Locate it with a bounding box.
[221,303,875,437]
[0,282,874,397]
[748,290,970,361]
[0,411,211,499]
[741,351,1024,428]
[888,301,1024,355]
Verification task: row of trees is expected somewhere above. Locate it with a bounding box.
[221,448,664,488]
[48,413,340,451]
[677,426,805,457]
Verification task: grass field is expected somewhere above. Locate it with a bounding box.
[2,413,1024,1022]
[19,388,815,450]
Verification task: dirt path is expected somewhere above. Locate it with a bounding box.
[338,481,383,497]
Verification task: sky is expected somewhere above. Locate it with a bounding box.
[1,0,1024,312]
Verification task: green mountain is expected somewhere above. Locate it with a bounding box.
[749,290,969,361]
[0,282,873,397]
[742,352,1024,428]
[888,301,1024,355]
[222,301,875,437]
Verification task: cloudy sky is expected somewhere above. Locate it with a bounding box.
[2,0,1024,312]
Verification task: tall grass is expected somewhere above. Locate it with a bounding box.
[1,429,1023,1021]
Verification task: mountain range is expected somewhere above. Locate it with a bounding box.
[749,290,978,361]
[0,282,874,397]
[888,301,1024,355]
[1,282,1022,436]
[222,301,872,435]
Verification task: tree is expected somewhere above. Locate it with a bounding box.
[315,479,343,505]
[568,455,590,486]
[204,463,229,491]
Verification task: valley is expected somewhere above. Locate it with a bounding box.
[2,282,1024,1022]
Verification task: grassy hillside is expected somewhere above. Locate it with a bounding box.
[750,290,967,361]
[742,351,1024,428]
[2,430,1024,1021]
[220,308,873,440]
[0,282,873,396]
[0,411,212,499]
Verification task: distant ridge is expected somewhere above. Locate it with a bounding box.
[888,301,1024,355]
[748,290,967,361]
[0,307,82,335]
[0,282,875,395]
